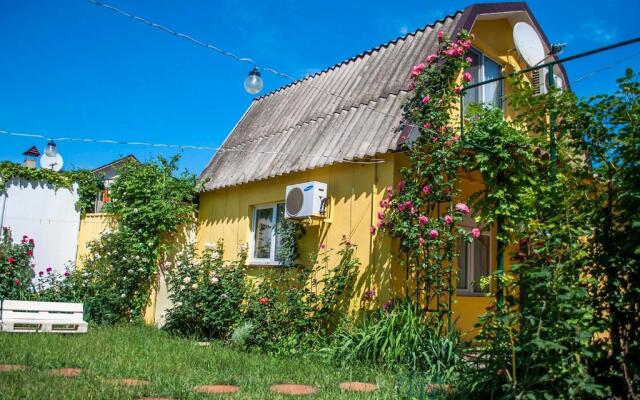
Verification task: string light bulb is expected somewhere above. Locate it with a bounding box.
[244,67,264,94]
[44,140,58,157]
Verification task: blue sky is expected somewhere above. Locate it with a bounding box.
[1,0,638,174]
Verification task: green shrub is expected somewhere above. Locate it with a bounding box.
[242,239,359,354]
[31,265,78,302]
[0,228,35,300]
[164,241,249,340]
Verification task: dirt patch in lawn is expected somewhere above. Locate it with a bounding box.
[193,385,240,394]
[339,382,378,392]
[50,368,82,377]
[107,378,152,386]
[0,364,26,372]
[269,384,318,395]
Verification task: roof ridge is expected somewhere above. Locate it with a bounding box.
[252,9,463,101]
[222,91,407,151]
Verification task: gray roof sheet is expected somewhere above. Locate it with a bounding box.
[200,10,464,191]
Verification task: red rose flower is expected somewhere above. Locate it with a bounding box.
[8,257,16,263]
[15,279,21,286]
[26,250,33,256]
[259,297,269,305]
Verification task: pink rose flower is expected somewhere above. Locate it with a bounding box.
[379,200,389,209]
[444,215,453,224]
[421,95,430,103]
[432,136,438,143]
[423,122,431,129]
[64,272,70,277]
[422,185,431,194]
[320,243,327,250]
[429,229,439,239]
[411,63,426,78]
[463,72,473,82]
[426,54,438,63]
[397,203,406,212]
[370,226,376,235]
[397,180,405,191]
[451,135,460,141]
[377,220,384,228]
[454,85,463,94]
[471,228,481,239]
[259,297,269,305]
[465,56,473,64]
[437,31,444,41]
[377,211,385,219]
[419,236,426,246]
[455,203,470,214]
[418,215,428,225]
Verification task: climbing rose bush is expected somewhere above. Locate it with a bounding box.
[377,30,478,318]
[0,228,35,299]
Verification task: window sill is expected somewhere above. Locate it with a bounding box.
[247,260,283,268]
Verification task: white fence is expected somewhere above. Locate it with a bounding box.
[0,179,80,276]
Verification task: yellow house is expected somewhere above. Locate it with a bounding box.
[197,2,569,336]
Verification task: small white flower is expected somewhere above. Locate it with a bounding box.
[138,267,144,272]
[120,293,126,298]
[220,293,228,300]
[127,269,134,274]
[239,243,248,252]
[183,276,191,284]
[191,283,198,289]
[210,276,219,284]
[179,284,185,290]
[212,251,221,260]
[204,242,216,250]
[135,255,140,261]
[175,301,182,307]
[133,208,139,213]
[163,261,171,268]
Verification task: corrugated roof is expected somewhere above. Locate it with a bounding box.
[201,10,465,191]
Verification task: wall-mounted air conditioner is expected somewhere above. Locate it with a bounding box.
[285,181,328,219]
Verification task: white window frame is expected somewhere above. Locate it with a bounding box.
[456,226,493,295]
[249,202,284,265]
[463,48,505,111]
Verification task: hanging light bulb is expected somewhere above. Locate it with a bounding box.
[44,140,58,157]
[244,67,264,94]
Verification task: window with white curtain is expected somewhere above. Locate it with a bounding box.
[250,203,285,264]
[457,229,492,294]
[463,48,504,110]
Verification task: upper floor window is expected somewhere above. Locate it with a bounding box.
[250,203,285,265]
[463,49,504,110]
[457,226,491,294]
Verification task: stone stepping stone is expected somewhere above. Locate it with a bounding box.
[269,384,318,396]
[50,368,82,377]
[107,378,152,386]
[425,383,453,394]
[0,364,26,372]
[339,382,378,392]
[193,385,240,394]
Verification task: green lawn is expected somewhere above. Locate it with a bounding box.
[0,325,402,399]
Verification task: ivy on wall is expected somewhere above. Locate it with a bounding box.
[0,161,103,214]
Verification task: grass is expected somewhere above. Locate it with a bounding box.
[0,324,401,399]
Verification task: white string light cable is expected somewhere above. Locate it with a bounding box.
[0,129,385,164]
[87,0,405,124]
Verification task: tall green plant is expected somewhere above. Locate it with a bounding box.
[78,155,198,323]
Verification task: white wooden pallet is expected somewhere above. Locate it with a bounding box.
[0,300,88,333]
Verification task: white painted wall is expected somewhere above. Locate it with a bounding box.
[0,179,81,276]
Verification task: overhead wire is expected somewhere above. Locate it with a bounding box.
[0,129,385,164]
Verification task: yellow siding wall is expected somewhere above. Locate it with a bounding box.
[75,213,115,268]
